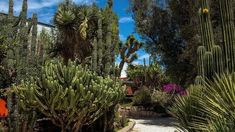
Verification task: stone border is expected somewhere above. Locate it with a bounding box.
[118,120,136,132]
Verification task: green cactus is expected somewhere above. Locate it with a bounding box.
[92,37,98,72]
[196,0,235,81]
[15,59,123,132]
[97,12,103,75]
[104,20,113,76]
[31,14,37,57]
[118,35,142,76]
[212,45,223,74]
[197,46,206,78]
[218,0,235,72]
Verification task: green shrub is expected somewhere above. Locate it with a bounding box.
[15,59,124,132]
[133,87,151,107]
[151,90,172,113]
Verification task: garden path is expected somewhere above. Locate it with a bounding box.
[130,118,180,132]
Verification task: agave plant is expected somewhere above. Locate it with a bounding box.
[170,85,204,132]
[191,73,235,131]
[171,73,235,132]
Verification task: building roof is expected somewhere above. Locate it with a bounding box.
[0,12,55,28]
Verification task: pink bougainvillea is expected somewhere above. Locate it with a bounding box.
[162,83,186,95]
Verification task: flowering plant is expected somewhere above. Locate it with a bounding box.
[162,83,186,95]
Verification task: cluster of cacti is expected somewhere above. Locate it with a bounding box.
[0,0,43,83]
[91,5,119,77]
[15,59,123,132]
[6,90,37,132]
[196,0,235,83]
[118,35,142,76]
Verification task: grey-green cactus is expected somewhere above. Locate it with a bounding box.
[92,37,98,72]
[97,12,103,75]
[15,59,123,132]
[2,0,40,82]
[196,0,235,81]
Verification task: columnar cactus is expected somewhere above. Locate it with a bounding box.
[104,21,113,76]
[92,37,98,71]
[196,0,232,82]
[118,35,142,76]
[16,60,123,132]
[97,12,103,75]
[218,0,235,72]
[31,14,38,57]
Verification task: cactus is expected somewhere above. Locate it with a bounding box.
[104,20,113,76]
[6,88,37,132]
[118,35,142,76]
[97,12,103,75]
[92,37,98,72]
[15,59,123,132]
[212,45,223,74]
[196,0,234,80]
[218,0,235,72]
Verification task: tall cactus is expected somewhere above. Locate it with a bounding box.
[15,59,123,132]
[104,20,113,76]
[218,0,235,72]
[118,35,142,76]
[97,12,103,75]
[92,37,98,72]
[196,0,235,83]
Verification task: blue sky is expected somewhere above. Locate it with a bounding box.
[0,0,150,77]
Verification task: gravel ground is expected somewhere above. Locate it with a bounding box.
[130,118,181,132]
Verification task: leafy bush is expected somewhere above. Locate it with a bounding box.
[133,87,151,107]
[127,63,168,89]
[170,73,235,132]
[15,60,124,132]
[151,90,172,107]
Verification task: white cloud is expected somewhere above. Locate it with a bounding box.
[119,34,126,42]
[132,61,139,65]
[138,54,150,60]
[119,17,134,23]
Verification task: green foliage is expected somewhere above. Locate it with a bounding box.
[127,62,167,89]
[151,90,172,108]
[0,0,42,86]
[171,73,235,132]
[133,87,151,107]
[6,89,37,132]
[130,0,193,85]
[15,59,124,131]
[197,0,235,81]
[170,85,203,132]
